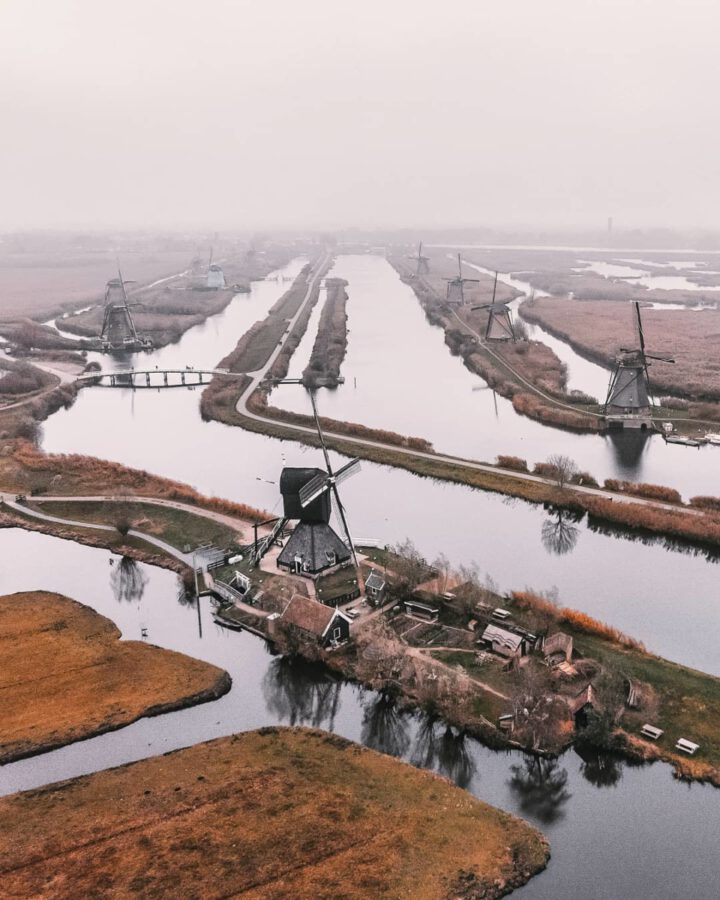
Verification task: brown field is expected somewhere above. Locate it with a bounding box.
[0,727,549,898]
[0,591,230,764]
[523,297,720,400]
[0,248,192,321]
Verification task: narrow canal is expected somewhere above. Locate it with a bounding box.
[0,528,717,900]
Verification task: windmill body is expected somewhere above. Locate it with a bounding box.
[604,301,673,429]
[445,253,479,305]
[99,271,153,353]
[408,241,430,276]
[206,264,226,289]
[472,272,516,341]
[276,466,354,577]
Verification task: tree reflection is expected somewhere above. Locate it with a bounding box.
[262,656,342,729]
[408,715,477,790]
[360,691,411,758]
[575,744,624,788]
[110,556,148,604]
[541,507,580,556]
[508,756,571,824]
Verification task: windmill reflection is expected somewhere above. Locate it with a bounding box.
[541,506,581,556]
[606,427,651,474]
[508,756,571,824]
[262,656,342,729]
[110,556,148,604]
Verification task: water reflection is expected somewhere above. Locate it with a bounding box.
[360,691,411,758]
[109,556,149,604]
[262,655,342,729]
[541,507,581,556]
[508,756,571,824]
[606,428,651,473]
[575,744,624,788]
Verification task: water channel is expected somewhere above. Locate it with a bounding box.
[0,528,717,900]
[12,255,720,896]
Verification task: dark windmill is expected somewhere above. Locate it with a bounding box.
[206,247,226,289]
[604,301,674,429]
[277,391,360,578]
[408,241,430,276]
[444,253,480,305]
[472,272,516,341]
[99,268,153,353]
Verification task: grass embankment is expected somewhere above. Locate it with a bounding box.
[25,499,242,552]
[0,728,549,898]
[0,591,230,764]
[0,441,269,524]
[303,276,349,387]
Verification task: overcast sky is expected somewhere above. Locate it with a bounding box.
[1,0,718,231]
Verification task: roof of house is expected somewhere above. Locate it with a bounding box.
[365,570,386,590]
[481,624,524,652]
[544,631,573,657]
[568,683,597,715]
[281,594,350,638]
[277,522,351,573]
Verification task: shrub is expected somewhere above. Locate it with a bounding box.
[689,495,720,512]
[602,479,681,504]
[571,470,599,488]
[496,455,528,472]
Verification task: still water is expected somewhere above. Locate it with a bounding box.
[0,528,717,900]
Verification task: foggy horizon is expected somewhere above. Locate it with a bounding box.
[2,0,719,232]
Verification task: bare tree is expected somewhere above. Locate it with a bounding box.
[547,454,579,490]
[391,538,430,593]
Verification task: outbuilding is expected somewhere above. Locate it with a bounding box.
[479,624,528,660]
[365,570,387,605]
[281,594,352,648]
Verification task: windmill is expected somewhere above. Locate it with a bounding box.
[99,267,152,351]
[408,241,430,276]
[604,301,674,427]
[444,253,480,305]
[206,247,226,289]
[471,272,516,341]
[276,388,360,577]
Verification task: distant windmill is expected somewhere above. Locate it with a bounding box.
[206,247,226,289]
[408,241,430,276]
[604,301,674,427]
[444,253,480,305]
[100,266,152,351]
[471,272,516,341]
[276,388,360,576]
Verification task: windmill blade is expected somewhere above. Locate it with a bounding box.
[308,390,333,474]
[491,271,498,304]
[645,353,675,363]
[457,252,462,278]
[299,472,331,508]
[633,301,646,354]
[471,303,491,311]
[332,484,358,569]
[463,278,481,284]
[334,457,361,485]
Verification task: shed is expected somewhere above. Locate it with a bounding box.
[365,570,387,605]
[543,631,573,664]
[479,624,527,659]
[403,599,439,622]
[569,683,599,728]
[281,594,352,647]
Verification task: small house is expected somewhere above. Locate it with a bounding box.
[568,683,599,728]
[479,624,527,660]
[281,594,352,648]
[365,570,387,605]
[403,599,439,622]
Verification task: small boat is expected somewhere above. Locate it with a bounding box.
[664,434,703,447]
[704,432,720,445]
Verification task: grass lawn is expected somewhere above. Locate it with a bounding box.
[25,499,240,552]
[316,565,361,604]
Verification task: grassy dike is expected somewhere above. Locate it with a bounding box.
[0,728,549,898]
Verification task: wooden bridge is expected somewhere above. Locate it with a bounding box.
[76,367,239,389]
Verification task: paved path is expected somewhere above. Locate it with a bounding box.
[232,262,701,515]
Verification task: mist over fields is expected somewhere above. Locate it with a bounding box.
[2,0,720,233]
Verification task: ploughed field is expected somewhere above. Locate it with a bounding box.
[0,591,230,763]
[0,727,549,899]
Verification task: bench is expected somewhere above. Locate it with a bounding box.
[640,724,664,741]
[675,738,700,756]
